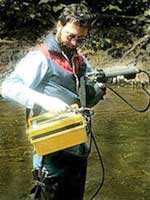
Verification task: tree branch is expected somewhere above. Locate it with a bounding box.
[119,34,150,63]
[0,38,17,44]
[97,14,150,23]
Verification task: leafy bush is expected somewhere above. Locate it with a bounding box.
[0,0,150,51]
[0,0,65,38]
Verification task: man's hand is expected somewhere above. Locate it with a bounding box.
[36,95,70,113]
[97,83,107,97]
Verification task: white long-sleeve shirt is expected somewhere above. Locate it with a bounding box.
[2,50,48,108]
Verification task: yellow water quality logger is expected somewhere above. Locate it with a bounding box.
[28,105,88,156]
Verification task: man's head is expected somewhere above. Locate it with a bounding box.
[56,3,96,50]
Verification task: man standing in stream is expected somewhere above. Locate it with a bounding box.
[2,3,106,200]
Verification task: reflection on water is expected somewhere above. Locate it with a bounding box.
[0,87,150,200]
[0,101,32,200]
[86,87,150,200]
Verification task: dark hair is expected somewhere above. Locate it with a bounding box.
[58,3,97,28]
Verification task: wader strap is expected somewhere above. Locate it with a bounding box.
[71,54,87,107]
[78,76,86,107]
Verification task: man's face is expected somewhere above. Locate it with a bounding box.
[56,21,88,49]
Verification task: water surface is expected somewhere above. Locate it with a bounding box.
[0,87,150,200]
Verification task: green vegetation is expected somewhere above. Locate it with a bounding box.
[0,0,150,75]
[1,0,150,40]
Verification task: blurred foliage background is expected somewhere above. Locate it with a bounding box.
[1,0,150,40]
[0,0,150,77]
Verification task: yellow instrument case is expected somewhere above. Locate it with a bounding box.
[28,109,88,156]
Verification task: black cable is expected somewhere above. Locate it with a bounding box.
[89,129,105,200]
[107,70,150,113]
[79,109,105,200]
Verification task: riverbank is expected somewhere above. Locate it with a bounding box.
[0,30,150,87]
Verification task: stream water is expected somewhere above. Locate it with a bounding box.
[0,87,150,200]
